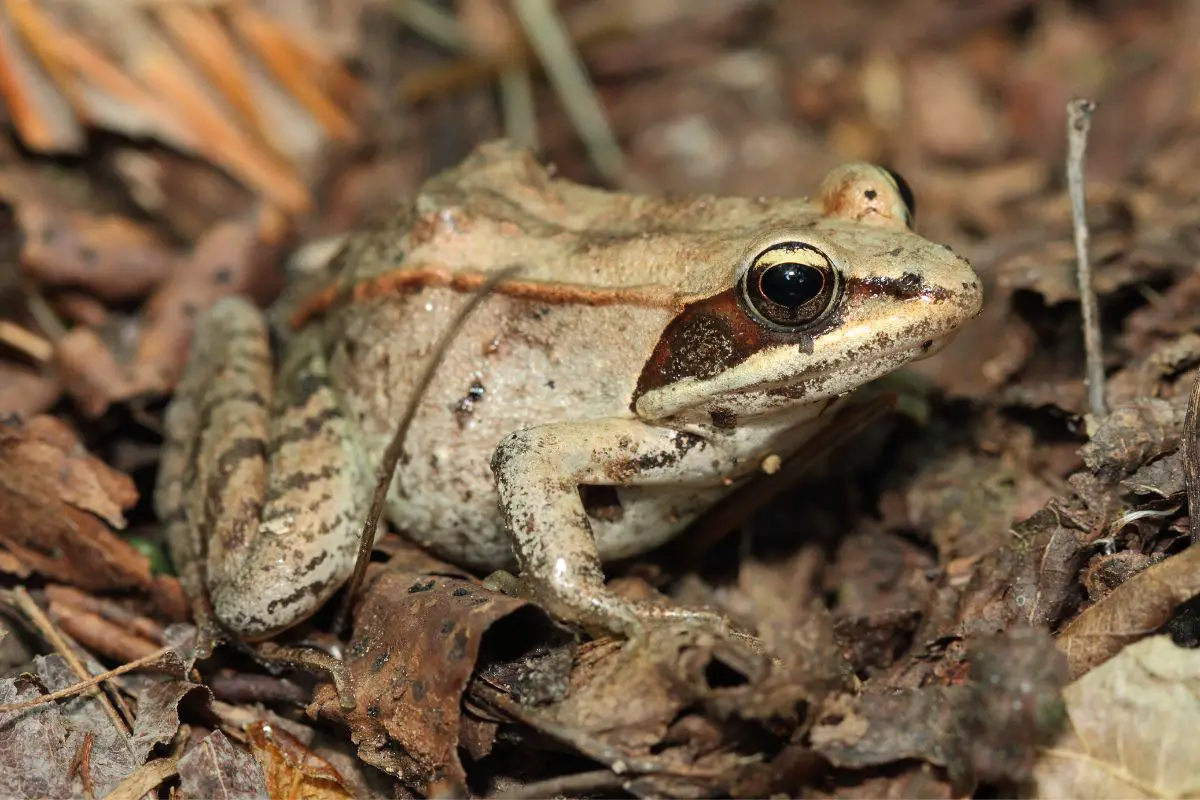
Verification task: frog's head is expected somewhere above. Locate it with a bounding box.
[633,163,983,424]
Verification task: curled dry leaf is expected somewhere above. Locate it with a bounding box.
[1033,635,1200,798]
[1056,542,1200,679]
[3,1,345,212]
[504,605,848,797]
[1080,397,1189,480]
[0,676,80,797]
[0,414,150,591]
[309,547,570,792]
[135,206,289,392]
[1122,450,1185,498]
[33,654,140,796]
[129,678,212,764]
[244,720,354,800]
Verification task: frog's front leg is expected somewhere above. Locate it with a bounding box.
[156,297,370,640]
[491,419,737,638]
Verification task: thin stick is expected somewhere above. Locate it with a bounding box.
[511,0,627,184]
[333,266,523,634]
[0,645,171,713]
[0,320,53,362]
[1184,370,1200,544]
[2,588,132,736]
[1066,98,1107,418]
[490,769,628,799]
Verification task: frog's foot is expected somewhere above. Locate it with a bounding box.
[250,641,355,710]
[520,561,758,647]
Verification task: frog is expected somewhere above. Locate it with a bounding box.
[155,140,983,643]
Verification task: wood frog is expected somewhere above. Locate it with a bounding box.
[155,141,982,641]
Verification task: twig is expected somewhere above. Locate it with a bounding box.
[103,756,180,800]
[490,769,629,799]
[0,645,172,714]
[0,320,53,362]
[1,588,132,736]
[1184,370,1200,544]
[333,266,522,636]
[69,732,96,800]
[511,0,627,184]
[1066,98,1107,419]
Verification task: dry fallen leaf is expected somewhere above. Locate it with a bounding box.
[309,546,570,792]
[1080,397,1189,480]
[245,720,354,800]
[0,414,151,591]
[18,205,174,301]
[176,729,269,800]
[0,654,141,797]
[812,624,1067,792]
[55,325,142,418]
[0,359,60,417]
[1032,635,1200,798]
[1056,542,1200,679]
[134,206,289,392]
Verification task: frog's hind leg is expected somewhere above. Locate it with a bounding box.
[156,297,273,652]
[156,297,370,641]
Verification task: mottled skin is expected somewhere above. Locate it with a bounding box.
[155,141,983,640]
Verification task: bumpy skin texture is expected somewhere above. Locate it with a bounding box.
[156,141,983,639]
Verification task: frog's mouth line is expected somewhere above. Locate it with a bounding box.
[911,329,961,362]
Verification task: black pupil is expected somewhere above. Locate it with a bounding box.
[760,262,823,308]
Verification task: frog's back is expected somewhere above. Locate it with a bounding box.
[295,140,829,316]
[299,141,862,570]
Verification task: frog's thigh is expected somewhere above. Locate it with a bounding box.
[157,297,273,638]
[179,305,369,639]
[491,419,729,636]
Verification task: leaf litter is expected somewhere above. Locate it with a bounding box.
[1,0,1200,797]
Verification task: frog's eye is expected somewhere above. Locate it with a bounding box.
[740,242,840,329]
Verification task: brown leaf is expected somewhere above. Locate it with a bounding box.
[1122,451,1186,498]
[19,206,173,301]
[0,359,60,417]
[1080,397,1189,480]
[129,679,211,763]
[0,414,150,591]
[522,609,845,797]
[812,625,1067,791]
[46,587,166,662]
[906,54,1006,163]
[1056,542,1200,679]
[0,5,84,152]
[55,326,142,418]
[35,654,140,795]
[309,549,568,792]
[177,730,269,800]
[134,207,288,392]
[1032,635,1200,797]
[0,676,79,797]
[244,720,354,800]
